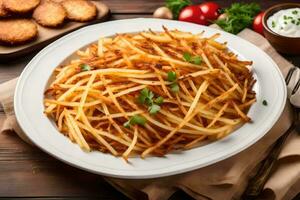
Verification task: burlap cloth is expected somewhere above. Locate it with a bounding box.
[0,27,300,200]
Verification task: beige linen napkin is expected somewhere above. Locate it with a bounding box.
[1,28,300,200]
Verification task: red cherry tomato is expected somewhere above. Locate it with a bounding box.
[198,2,220,21]
[179,5,207,25]
[253,12,265,36]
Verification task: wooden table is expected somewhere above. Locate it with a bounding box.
[1,1,300,199]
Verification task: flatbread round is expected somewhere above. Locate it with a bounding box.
[0,19,38,45]
[33,1,66,27]
[3,0,40,14]
[62,0,97,22]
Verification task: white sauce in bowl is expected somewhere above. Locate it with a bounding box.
[267,8,300,37]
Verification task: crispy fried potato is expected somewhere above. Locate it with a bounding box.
[44,28,256,160]
[0,0,9,17]
[0,19,38,45]
[33,1,66,27]
[3,0,40,14]
[62,0,97,22]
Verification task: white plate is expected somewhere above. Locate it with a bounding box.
[14,18,286,179]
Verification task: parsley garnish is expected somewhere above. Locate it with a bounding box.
[272,21,276,28]
[183,52,192,62]
[138,88,164,115]
[166,0,191,19]
[80,64,91,71]
[182,52,202,65]
[170,83,180,92]
[215,3,260,34]
[154,96,164,105]
[262,100,268,106]
[123,115,146,128]
[167,71,180,93]
[167,71,177,82]
[292,10,298,15]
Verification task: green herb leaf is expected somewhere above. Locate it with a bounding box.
[138,88,163,115]
[183,53,202,65]
[183,52,192,62]
[80,64,91,71]
[123,115,146,128]
[167,71,177,82]
[154,96,164,105]
[123,120,131,128]
[165,0,191,19]
[272,21,276,28]
[138,88,149,104]
[292,10,298,15]
[215,3,261,34]
[262,100,268,106]
[138,88,154,105]
[149,104,161,115]
[170,83,179,93]
[191,56,202,65]
[131,115,146,126]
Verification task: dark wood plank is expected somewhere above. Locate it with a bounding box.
[101,0,300,14]
[0,132,128,199]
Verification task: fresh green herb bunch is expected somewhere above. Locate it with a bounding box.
[166,0,191,19]
[215,3,261,34]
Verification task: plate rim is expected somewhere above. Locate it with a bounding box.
[14,18,287,179]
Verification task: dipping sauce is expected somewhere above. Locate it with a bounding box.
[267,8,300,37]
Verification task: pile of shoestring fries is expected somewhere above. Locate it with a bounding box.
[44,27,256,161]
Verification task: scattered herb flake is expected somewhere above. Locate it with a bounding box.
[284,15,288,20]
[183,52,192,62]
[284,21,288,25]
[148,104,161,115]
[154,96,164,105]
[292,19,296,24]
[191,56,202,65]
[123,115,146,128]
[167,71,177,82]
[170,83,180,93]
[138,88,163,115]
[272,21,276,28]
[80,64,91,71]
[292,10,298,15]
[183,53,202,65]
[262,100,268,106]
[138,88,153,104]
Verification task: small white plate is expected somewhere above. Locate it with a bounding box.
[14,18,286,179]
